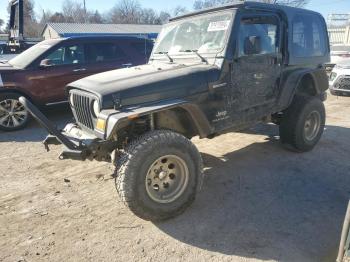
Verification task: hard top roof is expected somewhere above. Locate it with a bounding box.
[170,1,321,21]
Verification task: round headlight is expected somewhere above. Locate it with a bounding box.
[92,100,100,117]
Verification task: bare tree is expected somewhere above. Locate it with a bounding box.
[0,18,4,33]
[88,10,103,24]
[40,0,183,26]
[43,11,66,23]
[62,0,89,23]
[109,0,141,24]
[158,11,171,24]
[173,6,188,17]
[140,8,158,24]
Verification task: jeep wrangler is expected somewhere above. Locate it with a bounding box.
[21,2,330,221]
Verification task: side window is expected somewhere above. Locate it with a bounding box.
[238,16,279,57]
[130,40,153,57]
[86,42,126,63]
[292,14,327,57]
[45,44,85,66]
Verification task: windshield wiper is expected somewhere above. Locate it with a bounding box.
[180,50,208,64]
[153,52,174,63]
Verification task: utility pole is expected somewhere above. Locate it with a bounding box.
[83,0,87,23]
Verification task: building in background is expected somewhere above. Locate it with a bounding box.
[41,23,162,40]
[327,13,350,45]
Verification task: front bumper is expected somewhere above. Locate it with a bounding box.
[330,76,350,95]
[19,97,115,162]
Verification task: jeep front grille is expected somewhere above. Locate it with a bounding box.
[71,93,95,130]
[334,76,350,90]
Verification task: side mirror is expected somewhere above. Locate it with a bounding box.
[244,36,261,55]
[39,59,53,68]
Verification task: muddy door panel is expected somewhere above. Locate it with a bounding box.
[230,13,282,122]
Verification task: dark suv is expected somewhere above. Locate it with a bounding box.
[0,36,153,131]
[23,2,330,221]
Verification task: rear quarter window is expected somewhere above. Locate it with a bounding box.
[86,42,126,63]
[292,14,327,58]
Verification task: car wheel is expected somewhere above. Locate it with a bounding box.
[279,96,325,152]
[115,130,203,221]
[0,93,30,131]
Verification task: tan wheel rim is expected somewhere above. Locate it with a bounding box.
[145,155,189,204]
[304,110,321,141]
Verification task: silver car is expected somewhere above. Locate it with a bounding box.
[329,61,350,96]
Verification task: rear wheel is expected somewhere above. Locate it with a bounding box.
[279,96,325,152]
[115,130,203,221]
[0,93,30,131]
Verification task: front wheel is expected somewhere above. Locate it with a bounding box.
[115,130,203,221]
[0,93,30,131]
[279,96,326,152]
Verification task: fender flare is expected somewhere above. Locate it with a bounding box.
[277,67,329,109]
[100,99,212,140]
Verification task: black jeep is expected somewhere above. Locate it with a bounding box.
[22,2,330,221]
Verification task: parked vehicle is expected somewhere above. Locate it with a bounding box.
[0,36,154,131]
[330,44,350,66]
[329,61,350,96]
[23,2,330,221]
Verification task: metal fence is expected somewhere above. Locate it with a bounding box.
[328,26,350,45]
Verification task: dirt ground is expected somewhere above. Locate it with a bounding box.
[1,94,350,262]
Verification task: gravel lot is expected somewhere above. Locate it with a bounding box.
[1,95,349,262]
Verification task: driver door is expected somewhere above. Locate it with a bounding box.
[230,14,282,123]
[29,43,89,104]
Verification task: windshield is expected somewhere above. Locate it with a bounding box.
[153,11,234,57]
[8,39,61,68]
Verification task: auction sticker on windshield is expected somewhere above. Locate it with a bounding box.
[207,20,230,32]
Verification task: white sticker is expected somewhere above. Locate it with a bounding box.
[208,20,230,32]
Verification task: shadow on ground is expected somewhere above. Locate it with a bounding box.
[155,125,350,262]
[0,104,73,142]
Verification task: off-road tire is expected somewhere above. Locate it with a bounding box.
[115,130,203,221]
[279,96,325,152]
[0,93,30,132]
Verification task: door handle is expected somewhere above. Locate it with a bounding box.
[73,68,86,72]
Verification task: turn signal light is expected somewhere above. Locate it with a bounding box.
[96,118,106,131]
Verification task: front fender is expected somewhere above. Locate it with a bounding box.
[98,99,211,140]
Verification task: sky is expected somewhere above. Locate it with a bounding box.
[0,0,349,24]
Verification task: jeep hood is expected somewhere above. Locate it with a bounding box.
[68,62,220,109]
